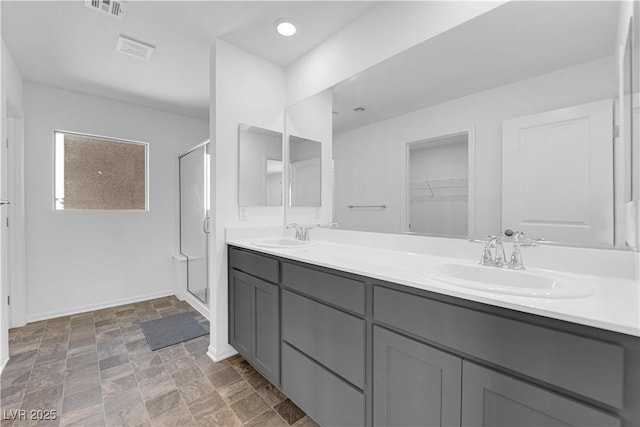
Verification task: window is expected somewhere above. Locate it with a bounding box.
[54,131,148,210]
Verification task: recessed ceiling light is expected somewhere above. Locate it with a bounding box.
[275,18,297,37]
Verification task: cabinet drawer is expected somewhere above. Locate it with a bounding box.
[374,285,624,408]
[282,343,365,427]
[283,290,365,388]
[462,361,620,427]
[229,247,279,283]
[282,262,365,314]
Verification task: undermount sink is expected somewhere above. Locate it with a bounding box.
[421,263,593,298]
[252,238,315,249]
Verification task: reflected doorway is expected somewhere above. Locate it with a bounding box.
[407,132,469,238]
[179,140,210,305]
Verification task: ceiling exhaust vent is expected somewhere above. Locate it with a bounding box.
[116,36,155,61]
[85,0,126,19]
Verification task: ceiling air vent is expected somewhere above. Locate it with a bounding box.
[85,0,125,19]
[116,36,155,61]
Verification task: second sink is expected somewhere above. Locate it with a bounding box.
[421,263,593,298]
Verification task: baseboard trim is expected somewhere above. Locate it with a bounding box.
[185,293,210,321]
[26,290,175,324]
[207,345,237,362]
[0,356,9,376]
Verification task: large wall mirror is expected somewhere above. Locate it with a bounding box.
[238,124,283,207]
[286,1,639,250]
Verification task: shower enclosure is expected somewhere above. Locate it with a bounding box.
[179,140,210,305]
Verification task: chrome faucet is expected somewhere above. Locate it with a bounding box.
[479,230,537,270]
[286,223,308,241]
[287,222,339,242]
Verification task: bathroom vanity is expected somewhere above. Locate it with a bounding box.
[227,241,639,427]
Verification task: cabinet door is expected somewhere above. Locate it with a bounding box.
[461,362,620,427]
[252,278,279,385]
[229,269,252,359]
[373,326,462,427]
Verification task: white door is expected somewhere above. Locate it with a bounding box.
[290,158,321,207]
[502,99,614,246]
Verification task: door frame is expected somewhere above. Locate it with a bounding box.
[401,127,476,239]
[5,104,26,329]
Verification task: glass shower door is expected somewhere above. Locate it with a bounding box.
[179,141,210,304]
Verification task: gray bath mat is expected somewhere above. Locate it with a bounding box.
[141,312,208,351]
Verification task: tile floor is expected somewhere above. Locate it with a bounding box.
[0,296,318,427]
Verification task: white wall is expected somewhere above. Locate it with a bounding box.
[209,40,285,360]
[23,82,208,321]
[290,139,320,163]
[285,1,505,106]
[1,36,25,372]
[333,55,615,238]
[2,40,23,114]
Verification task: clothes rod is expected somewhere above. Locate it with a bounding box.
[348,204,386,209]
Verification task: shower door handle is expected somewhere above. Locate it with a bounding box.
[0,200,9,205]
[203,217,210,234]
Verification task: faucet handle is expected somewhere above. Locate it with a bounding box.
[478,235,496,265]
[513,231,540,247]
[479,246,494,266]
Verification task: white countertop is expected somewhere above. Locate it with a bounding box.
[227,235,640,337]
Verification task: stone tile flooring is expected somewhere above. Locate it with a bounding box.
[0,296,318,427]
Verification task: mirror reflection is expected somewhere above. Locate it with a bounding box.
[289,136,321,207]
[238,124,283,207]
[319,1,638,249]
[408,133,469,238]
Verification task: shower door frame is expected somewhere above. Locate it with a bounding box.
[179,139,211,305]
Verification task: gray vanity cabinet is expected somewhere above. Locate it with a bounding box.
[373,326,462,427]
[229,268,280,386]
[461,362,621,427]
[228,246,638,427]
